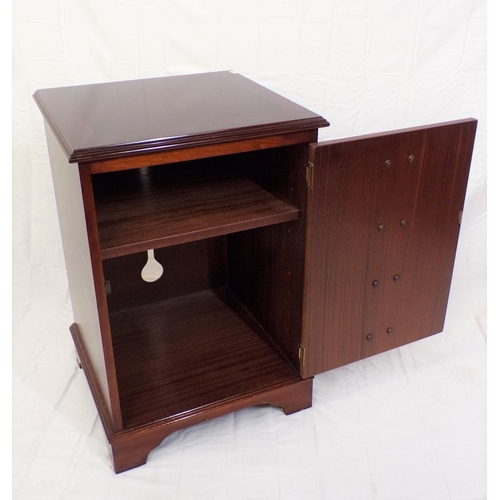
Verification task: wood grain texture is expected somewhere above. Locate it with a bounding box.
[303,119,477,377]
[78,165,123,429]
[110,287,301,429]
[103,237,227,313]
[390,120,478,343]
[93,173,300,259]
[228,143,312,370]
[89,130,318,174]
[33,71,329,163]
[108,377,313,473]
[45,125,123,429]
[36,71,340,474]
[71,322,312,474]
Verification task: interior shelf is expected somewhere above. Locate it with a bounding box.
[109,287,301,429]
[94,175,300,259]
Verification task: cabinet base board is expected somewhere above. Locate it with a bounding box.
[70,323,313,473]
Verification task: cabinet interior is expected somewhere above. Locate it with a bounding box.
[93,144,309,429]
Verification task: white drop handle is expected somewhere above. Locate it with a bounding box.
[141,249,164,282]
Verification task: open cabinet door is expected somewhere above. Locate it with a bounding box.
[301,119,477,379]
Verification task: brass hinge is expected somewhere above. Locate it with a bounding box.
[104,280,111,295]
[298,343,306,367]
[458,211,463,225]
[306,161,314,189]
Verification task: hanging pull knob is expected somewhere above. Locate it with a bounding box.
[141,249,164,282]
[372,280,380,288]
[393,274,401,283]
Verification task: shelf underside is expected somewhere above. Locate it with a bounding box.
[94,176,300,259]
[110,287,301,429]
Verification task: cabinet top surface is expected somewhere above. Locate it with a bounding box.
[34,71,329,163]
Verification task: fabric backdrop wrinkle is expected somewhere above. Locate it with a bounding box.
[12,0,486,498]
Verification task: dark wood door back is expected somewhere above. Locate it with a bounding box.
[303,119,477,378]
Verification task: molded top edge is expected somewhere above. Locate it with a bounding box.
[34,71,329,163]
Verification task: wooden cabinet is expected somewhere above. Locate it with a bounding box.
[34,71,477,473]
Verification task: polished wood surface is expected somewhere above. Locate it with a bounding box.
[45,126,123,429]
[93,170,300,259]
[103,237,227,313]
[34,71,329,163]
[109,377,313,473]
[228,144,312,370]
[387,120,477,347]
[36,72,325,472]
[71,322,312,474]
[109,287,301,429]
[37,71,477,474]
[89,130,318,174]
[303,119,477,378]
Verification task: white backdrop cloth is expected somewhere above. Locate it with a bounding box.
[12,1,487,499]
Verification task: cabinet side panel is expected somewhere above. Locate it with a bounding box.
[227,144,310,370]
[45,125,122,429]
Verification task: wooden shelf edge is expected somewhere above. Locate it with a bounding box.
[100,209,299,259]
[96,178,300,260]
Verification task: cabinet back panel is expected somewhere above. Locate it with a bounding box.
[103,237,227,314]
